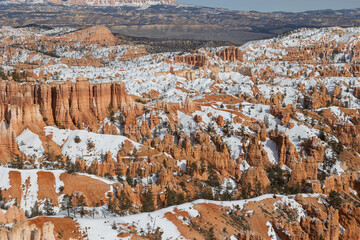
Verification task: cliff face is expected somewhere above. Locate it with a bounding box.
[0,80,129,161]
[0,81,129,129]
[0,120,18,161]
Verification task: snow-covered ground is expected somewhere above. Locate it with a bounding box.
[17,129,45,160]
[75,194,320,240]
[45,126,141,164]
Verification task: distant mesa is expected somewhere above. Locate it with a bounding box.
[8,0,177,6]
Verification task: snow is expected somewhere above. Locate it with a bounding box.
[78,208,185,240]
[274,196,307,221]
[77,218,119,240]
[78,173,116,185]
[221,178,237,194]
[322,148,345,175]
[331,161,345,176]
[263,139,279,164]
[0,167,11,190]
[19,170,39,210]
[78,196,278,239]
[16,129,45,160]
[267,221,282,240]
[75,194,320,239]
[53,170,65,193]
[45,126,141,164]
[177,111,198,136]
[224,136,243,160]
[176,160,187,172]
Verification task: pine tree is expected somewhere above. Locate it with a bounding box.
[61,194,73,217]
[255,181,262,197]
[91,202,98,219]
[115,166,124,182]
[177,192,185,205]
[0,188,4,209]
[108,197,114,213]
[78,195,86,218]
[43,198,55,216]
[65,157,75,174]
[126,171,133,187]
[111,221,117,230]
[263,115,269,128]
[165,187,177,207]
[10,153,24,169]
[141,189,155,212]
[30,201,42,218]
[319,129,326,141]
[119,190,132,212]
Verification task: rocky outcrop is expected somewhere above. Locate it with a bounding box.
[41,222,55,240]
[242,167,270,194]
[173,55,209,69]
[0,207,26,225]
[245,136,271,167]
[0,221,55,240]
[301,136,325,163]
[217,46,244,62]
[269,131,299,168]
[288,157,318,186]
[0,119,18,162]
[237,231,264,240]
[303,86,332,109]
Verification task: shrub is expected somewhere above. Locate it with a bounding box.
[87,139,95,150]
[328,191,343,209]
[319,129,326,141]
[74,136,81,143]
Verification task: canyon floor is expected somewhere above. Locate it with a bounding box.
[0,23,359,239]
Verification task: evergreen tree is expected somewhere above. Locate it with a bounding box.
[0,188,4,209]
[241,185,250,199]
[328,191,343,209]
[111,221,117,230]
[115,166,124,182]
[255,181,262,197]
[206,167,221,188]
[43,198,55,216]
[119,190,132,212]
[61,194,73,217]
[319,129,326,141]
[263,115,269,128]
[177,192,185,205]
[126,171,133,187]
[78,195,87,217]
[108,197,114,213]
[65,157,75,174]
[165,187,177,207]
[30,201,42,218]
[141,189,155,212]
[91,202,99,219]
[10,153,24,169]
